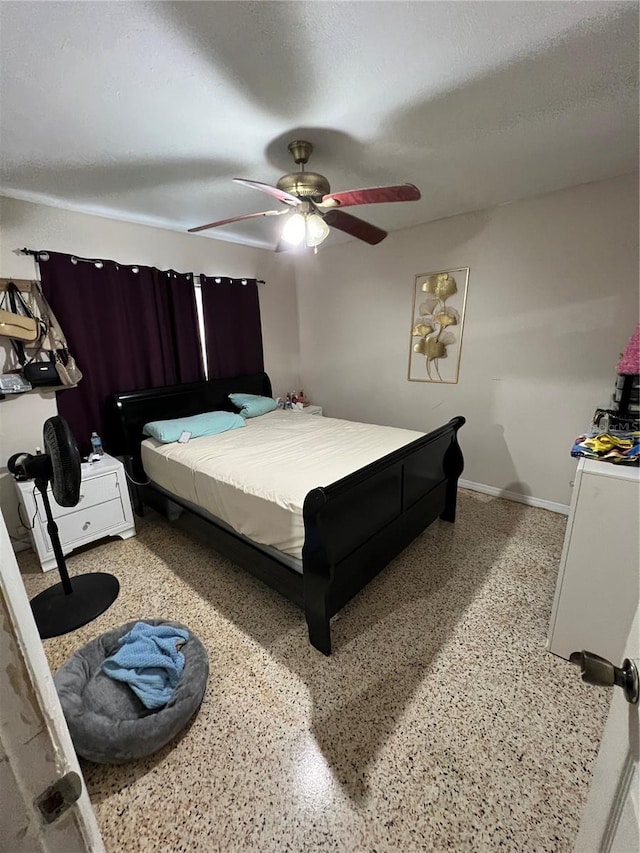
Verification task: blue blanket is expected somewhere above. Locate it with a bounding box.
[101,622,190,709]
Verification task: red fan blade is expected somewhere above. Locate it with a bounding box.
[323,209,387,245]
[188,209,287,234]
[320,183,420,208]
[233,178,300,206]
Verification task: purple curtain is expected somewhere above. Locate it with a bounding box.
[200,276,264,379]
[40,252,204,453]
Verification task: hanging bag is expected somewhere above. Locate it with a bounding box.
[54,347,83,387]
[23,353,62,387]
[4,284,62,389]
[0,308,39,342]
[8,328,63,388]
[0,283,43,343]
[30,281,83,388]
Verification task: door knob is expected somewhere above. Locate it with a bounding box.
[570,650,639,705]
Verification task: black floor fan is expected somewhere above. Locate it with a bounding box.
[9,416,120,639]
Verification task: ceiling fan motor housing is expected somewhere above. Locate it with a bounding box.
[276,140,331,201]
[276,171,331,200]
[287,140,313,164]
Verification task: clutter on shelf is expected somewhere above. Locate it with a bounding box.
[612,323,639,420]
[276,390,309,410]
[571,428,639,464]
[570,325,639,465]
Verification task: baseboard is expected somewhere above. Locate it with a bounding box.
[11,539,31,554]
[458,479,569,516]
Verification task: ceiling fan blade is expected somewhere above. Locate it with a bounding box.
[233,178,300,206]
[188,209,287,234]
[320,183,420,209]
[323,209,387,245]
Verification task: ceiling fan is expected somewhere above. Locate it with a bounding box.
[188,140,421,251]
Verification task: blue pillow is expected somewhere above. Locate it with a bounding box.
[143,411,245,443]
[228,393,278,419]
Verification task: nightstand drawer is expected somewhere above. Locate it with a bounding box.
[50,498,126,548]
[35,471,119,520]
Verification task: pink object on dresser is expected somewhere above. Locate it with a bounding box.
[617,323,640,375]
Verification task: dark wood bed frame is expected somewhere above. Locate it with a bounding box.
[111,372,465,655]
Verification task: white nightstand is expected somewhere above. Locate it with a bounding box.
[291,405,323,416]
[14,453,136,572]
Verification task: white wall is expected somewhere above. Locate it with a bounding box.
[295,174,639,507]
[0,197,300,540]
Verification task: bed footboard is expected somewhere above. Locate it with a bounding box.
[302,416,465,654]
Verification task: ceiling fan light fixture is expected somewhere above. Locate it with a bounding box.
[305,213,330,247]
[281,212,306,246]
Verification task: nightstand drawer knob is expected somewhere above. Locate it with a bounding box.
[82,521,91,531]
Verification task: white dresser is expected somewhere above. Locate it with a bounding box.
[547,458,639,663]
[15,453,136,571]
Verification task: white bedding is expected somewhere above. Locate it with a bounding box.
[141,410,424,559]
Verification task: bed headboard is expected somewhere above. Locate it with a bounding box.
[110,372,272,471]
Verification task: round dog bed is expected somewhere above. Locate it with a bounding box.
[54,619,209,764]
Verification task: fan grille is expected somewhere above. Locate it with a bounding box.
[43,416,82,507]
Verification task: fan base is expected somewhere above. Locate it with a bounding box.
[31,572,120,640]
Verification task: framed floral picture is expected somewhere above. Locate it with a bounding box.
[408,267,469,383]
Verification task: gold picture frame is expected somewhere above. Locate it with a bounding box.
[408,267,469,383]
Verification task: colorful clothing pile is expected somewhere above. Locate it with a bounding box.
[571,432,640,464]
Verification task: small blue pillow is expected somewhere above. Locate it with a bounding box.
[228,393,278,419]
[143,411,245,443]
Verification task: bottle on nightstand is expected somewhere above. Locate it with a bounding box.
[90,431,104,459]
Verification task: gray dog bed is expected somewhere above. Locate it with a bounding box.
[54,619,209,764]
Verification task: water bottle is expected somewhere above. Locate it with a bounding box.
[90,431,104,457]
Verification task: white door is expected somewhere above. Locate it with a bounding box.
[0,510,104,852]
[575,607,639,852]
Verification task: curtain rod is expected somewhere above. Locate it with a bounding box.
[199,275,266,285]
[20,248,265,284]
[20,248,47,260]
[21,248,121,268]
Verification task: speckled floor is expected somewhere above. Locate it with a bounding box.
[20,490,608,852]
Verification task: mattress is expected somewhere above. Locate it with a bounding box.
[141,409,424,559]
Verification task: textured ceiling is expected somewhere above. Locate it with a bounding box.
[0,1,638,249]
